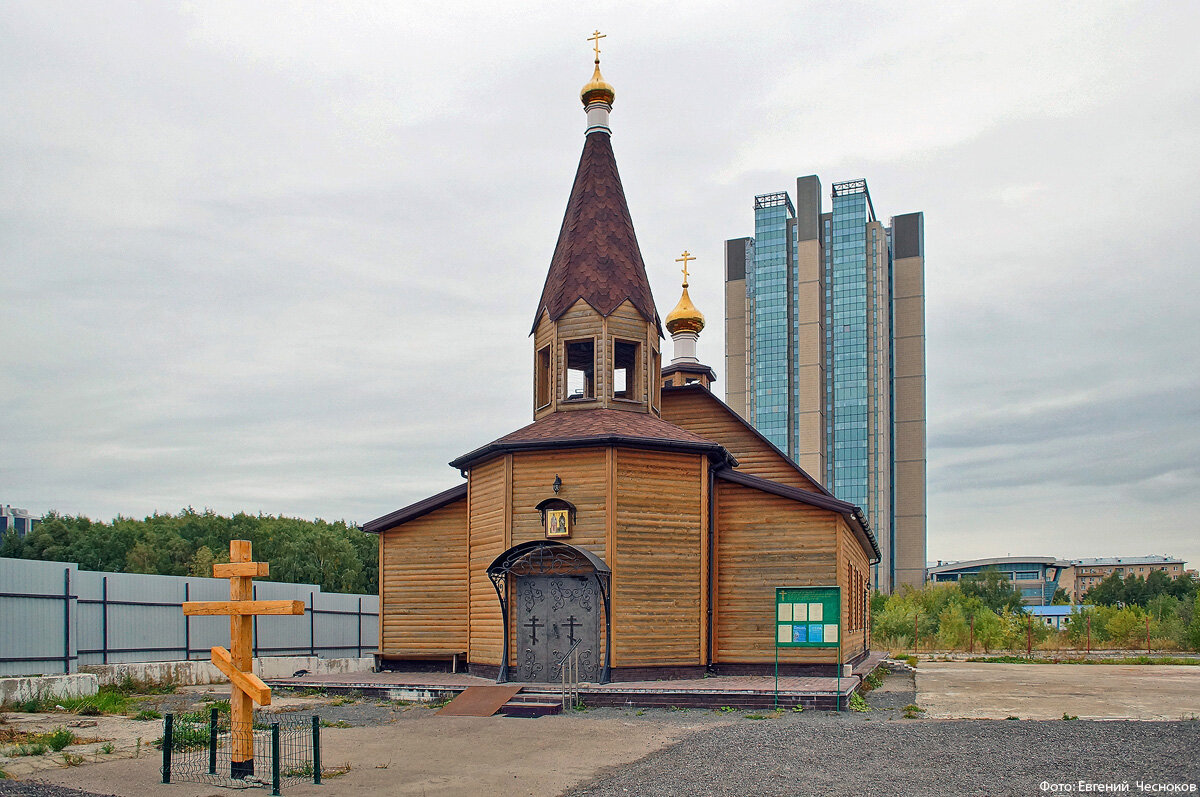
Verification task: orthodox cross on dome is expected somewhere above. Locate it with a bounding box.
[181,540,305,779]
[675,250,695,287]
[588,29,606,63]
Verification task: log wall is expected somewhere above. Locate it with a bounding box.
[713,480,840,665]
[661,390,823,492]
[468,456,507,665]
[379,500,468,654]
[612,449,704,666]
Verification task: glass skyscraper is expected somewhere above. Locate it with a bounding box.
[725,176,926,591]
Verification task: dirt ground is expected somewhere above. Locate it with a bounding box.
[915,661,1200,719]
[8,662,1200,795]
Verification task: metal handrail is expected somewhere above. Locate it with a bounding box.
[559,638,581,710]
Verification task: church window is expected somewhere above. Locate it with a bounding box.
[612,339,640,400]
[565,339,595,400]
[536,346,551,408]
[650,349,661,411]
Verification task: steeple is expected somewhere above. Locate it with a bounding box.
[662,251,716,390]
[530,37,663,421]
[531,33,661,336]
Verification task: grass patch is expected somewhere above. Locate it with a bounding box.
[965,655,1200,666]
[133,709,162,721]
[42,727,75,752]
[154,723,208,752]
[716,705,736,713]
[100,742,115,754]
[848,693,870,712]
[1062,713,1078,721]
[902,704,925,719]
[1006,715,1020,720]
[62,753,85,766]
[0,764,8,779]
[424,696,453,710]
[862,669,885,692]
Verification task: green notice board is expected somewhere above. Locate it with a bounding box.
[775,586,840,648]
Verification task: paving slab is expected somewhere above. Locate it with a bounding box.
[916,661,1200,720]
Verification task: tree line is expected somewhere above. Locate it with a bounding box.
[0,509,378,595]
[872,568,1200,653]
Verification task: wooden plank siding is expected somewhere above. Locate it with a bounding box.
[837,517,871,660]
[612,449,704,667]
[468,457,507,665]
[660,389,823,493]
[379,500,468,654]
[507,449,610,658]
[714,480,841,665]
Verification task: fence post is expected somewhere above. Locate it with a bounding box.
[1146,616,1151,655]
[309,592,315,657]
[63,568,72,674]
[271,722,281,796]
[101,576,109,665]
[968,615,974,654]
[913,614,918,655]
[208,707,219,775]
[357,597,363,659]
[162,714,173,784]
[1026,615,1032,658]
[312,715,322,785]
[253,585,259,659]
[1087,615,1091,654]
[184,583,191,660]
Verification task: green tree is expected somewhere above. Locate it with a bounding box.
[959,568,1022,613]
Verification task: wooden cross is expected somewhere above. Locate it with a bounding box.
[182,540,304,779]
[588,29,605,62]
[675,250,695,286]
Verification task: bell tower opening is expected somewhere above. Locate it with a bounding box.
[613,339,641,400]
[565,339,596,401]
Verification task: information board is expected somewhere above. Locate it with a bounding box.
[775,586,840,648]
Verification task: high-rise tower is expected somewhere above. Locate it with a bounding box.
[725,176,926,591]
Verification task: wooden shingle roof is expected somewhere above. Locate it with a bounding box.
[531,132,662,336]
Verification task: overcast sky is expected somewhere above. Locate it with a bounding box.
[3,1,1198,569]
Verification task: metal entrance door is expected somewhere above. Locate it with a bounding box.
[515,574,600,682]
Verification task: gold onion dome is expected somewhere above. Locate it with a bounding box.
[580,62,615,107]
[666,285,705,335]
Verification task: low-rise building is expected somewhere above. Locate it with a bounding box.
[1028,605,1094,630]
[1068,556,1185,602]
[926,557,1070,606]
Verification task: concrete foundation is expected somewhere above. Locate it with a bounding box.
[80,656,373,687]
[0,673,98,705]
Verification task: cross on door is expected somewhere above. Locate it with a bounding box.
[182,540,304,779]
[564,615,580,646]
[524,616,544,645]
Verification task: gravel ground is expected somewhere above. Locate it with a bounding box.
[0,785,118,797]
[563,717,1200,797]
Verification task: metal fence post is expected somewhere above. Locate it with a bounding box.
[357,597,362,659]
[162,714,173,783]
[312,715,322,785]
[101,576,109,664]
[63,568,72,674]
[309,592,315,657]
[208,707,219,774]
[271,722,281,796]
[184,583,191,660]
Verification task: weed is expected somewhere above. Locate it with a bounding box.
[1006,716,1020,720]
[154,724,208,752]
[62,753,84,766]
[791,703,804,713]
[328,696,357,707]
[903,655,918,668]
[1062,713,1078,721]
[100,742,115,754]
[848,693,870,712]
[109,675,177,695]
[572,702,591,712]
[42,727,75,752]
[635,709,645,716]
[8,742,49,756]
[133,710,162,721]
[424,696,453,709]
[745,712,780,720]
[324,762,352,778]
[862,670,885,692]
[716,705,736,713]
[0,764,8,779]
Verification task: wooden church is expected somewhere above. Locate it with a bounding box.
[363,50,879,683]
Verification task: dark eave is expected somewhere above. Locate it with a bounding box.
[662,383,835,498]
[361,483,467,534]
[450,433,736,473]
[660,363,718,382]
[715,469,881,562]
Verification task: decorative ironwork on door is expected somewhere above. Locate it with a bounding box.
[516,575,599,682]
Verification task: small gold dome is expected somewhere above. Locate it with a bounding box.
[666,285,705,335]
[580,63,615,107]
